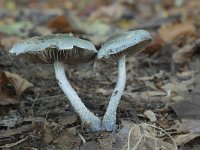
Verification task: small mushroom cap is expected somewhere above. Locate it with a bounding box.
[10,34,97,64]
[97,30,151,60]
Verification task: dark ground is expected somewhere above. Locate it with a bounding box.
[0,0,200,149]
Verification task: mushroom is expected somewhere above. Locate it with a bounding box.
[97,30,152,131]
[10,34,101,131]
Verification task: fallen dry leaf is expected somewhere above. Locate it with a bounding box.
[161,81,188,95]
[158,22,196,44]
[80,142,99,150]
[180,119,200,134]
[98,121,176,150]
[95,88,110,96]
[174,133,200,146]
[172,95,184,102]
[143,36,164,55]
[97,135,116,150]
[0,93,19,105]
[168,0,200,17]
[42,125,53,144]
[23,147,38,150]
[67,11,113,45]
[157,117,171,129]
[47,15,78,33]
[57,113,77,126]
[177,70,196,80]
[0,125,32,138]
[0,70,8,88]
[171,93,200,120]
[0,39,4,48]
[160,0,174,9]
[123,122,176,150]
[144,110,157,122]
[172,39,200,64]
[89,2,127,21]
[0,71,33,96]
[53,127,78,149]
[98,121,134,150]
[120,121,142,149]
[0,36,21,50]
[146,91,167,97]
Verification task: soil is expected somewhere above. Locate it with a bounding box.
[0,0,200,150]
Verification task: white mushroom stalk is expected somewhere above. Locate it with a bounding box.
[54,61,101,131]
[97,30,152,131]
[102,55,126,131]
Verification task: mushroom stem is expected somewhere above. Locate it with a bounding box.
[54,61,101,131]
[102,55,126,131]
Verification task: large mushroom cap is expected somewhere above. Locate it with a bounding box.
[10,34,97,64]
[97,30,151,60]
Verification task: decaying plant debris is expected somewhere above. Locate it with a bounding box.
[0,0,200,149]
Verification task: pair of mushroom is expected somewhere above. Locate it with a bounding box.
[10,30,151,131]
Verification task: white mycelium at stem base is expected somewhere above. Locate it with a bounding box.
[102,55,126,131]
[53,61,101,131]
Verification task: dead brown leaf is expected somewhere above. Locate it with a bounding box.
[24,147,38,150]
[0,71,33,96]
[57,113,77,126]
[174,133,200,146]
[121,122,176,150]
[98,121,176,150]
[180,119,200,134]
[144,110,157,122]
[53,127,79,149]
[0,37,4,48]
[47,15,78,33]
[157,117,171,129]
[143,36,164,55]
[172,39,200,64]
[171,93,200,120]
[158,22,196,44]
[80,142,99,150]
[168,0,200,17]
[89,2,127,22]
[0,93,19,105]
[160,0,174,9]
[0,70,8,89]
[0,36,21,50]
[0,125,32,138]
[98,121,134,150]
[177,70,196,80]
[42,125,53,144]
[161,80,190,95]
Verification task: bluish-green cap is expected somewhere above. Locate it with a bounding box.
[10,34,97,64]
[97,30,151,60]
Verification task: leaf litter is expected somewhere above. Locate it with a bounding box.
[0,0,200,149]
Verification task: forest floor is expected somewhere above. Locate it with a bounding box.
[0,0,200,149]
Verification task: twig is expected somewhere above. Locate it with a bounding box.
[34,94,65,101]
[78,132,86,143]
[0,135,29,148]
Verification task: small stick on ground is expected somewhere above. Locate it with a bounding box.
[78,132,86,143]
[0,135,29,148]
